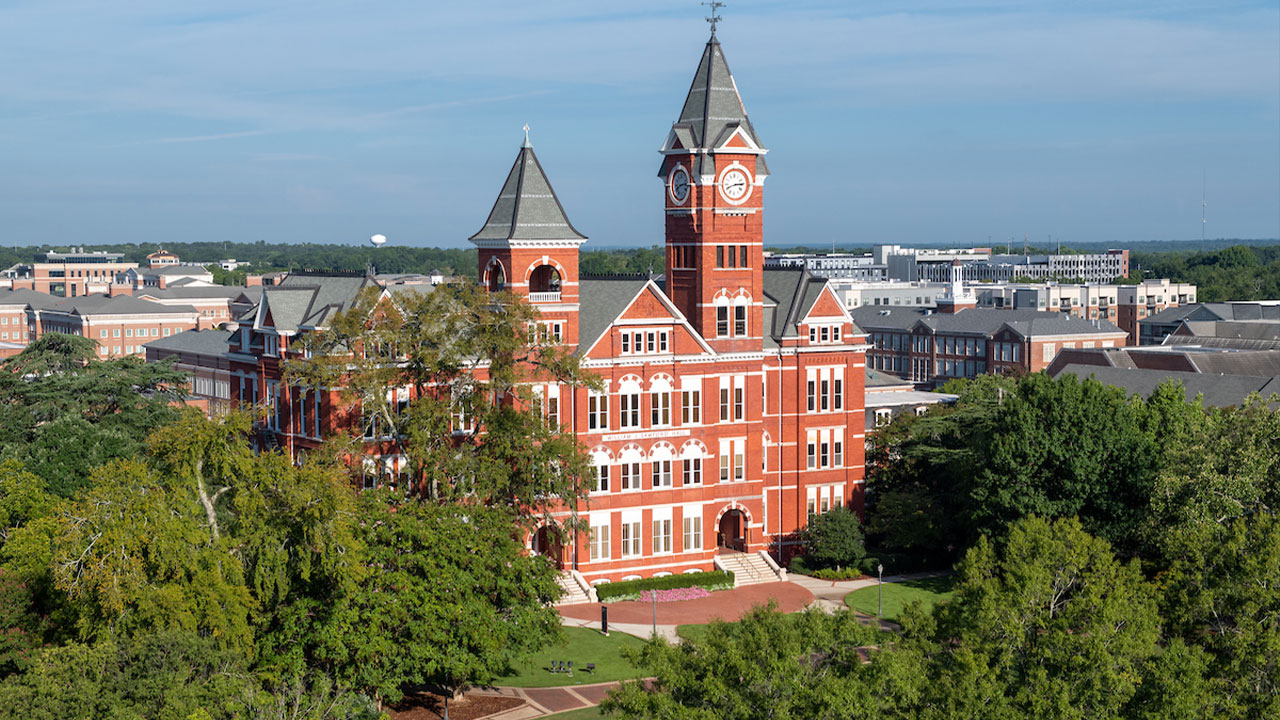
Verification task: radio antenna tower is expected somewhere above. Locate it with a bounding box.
[1201,169,1207,242]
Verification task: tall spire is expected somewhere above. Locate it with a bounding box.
[469,142,586,244]
[673,34,764,152]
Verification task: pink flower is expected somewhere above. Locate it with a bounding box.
[637,587,712,603]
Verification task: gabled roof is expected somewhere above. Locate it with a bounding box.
[258,274,375,332]
[762,268,833,343]
[468,143,587,244]
[675,36,765,154]
[576,276,653,355]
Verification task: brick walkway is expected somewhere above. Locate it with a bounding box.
[557,581,813,625]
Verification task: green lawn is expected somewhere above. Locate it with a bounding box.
[844,575,956,622]
[675,623,710,644]
[498,627,647,688]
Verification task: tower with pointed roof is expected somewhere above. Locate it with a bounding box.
[660,30,768,352]
[470,134,587,347]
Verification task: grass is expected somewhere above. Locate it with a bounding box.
[844,575,956,622]
[675,623,711,644]
[497,627,647,688]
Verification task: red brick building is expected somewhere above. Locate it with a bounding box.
[218,32,869,589]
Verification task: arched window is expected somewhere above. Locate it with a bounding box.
[487,262,506,292]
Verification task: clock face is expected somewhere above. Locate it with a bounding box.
[669,166,690,205]
[718,167,751,204]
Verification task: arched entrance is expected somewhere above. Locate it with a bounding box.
[531,526,564,570]
[717,509,748,553]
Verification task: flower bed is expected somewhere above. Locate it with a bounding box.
[636,587,711,603]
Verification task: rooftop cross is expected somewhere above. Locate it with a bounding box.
[702,1,724,36]
[522,123,532,149]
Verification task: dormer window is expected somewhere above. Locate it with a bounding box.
[807,324,842,344]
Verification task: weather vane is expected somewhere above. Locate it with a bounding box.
[702,1,724,36]
[522,123,531,148]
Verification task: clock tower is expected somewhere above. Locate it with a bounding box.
[660,32,768,353]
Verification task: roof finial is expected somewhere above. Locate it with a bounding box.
[522,123,532,149]
[702,1,724,37]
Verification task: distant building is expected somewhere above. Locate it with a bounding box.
[878,245,1130,284]
[0,289,61,357]
[1047,345,1280,407]
[146,250,181,268]
[2,248,135,297]
[25,294,198,357]
[136,286,262,330]
[827,279,949,310]
[121,264,216,290]
[1139,301,1280,348]
[854,304,1127,387]
[764,252,887,280]
[863,368,958,430]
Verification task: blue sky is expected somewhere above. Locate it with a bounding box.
[1,1,1276,249]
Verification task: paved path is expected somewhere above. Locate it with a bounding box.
[788,570,952,628]
[472,679,632,719]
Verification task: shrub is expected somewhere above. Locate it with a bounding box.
[595,570,735,602]
[812,567,863,580]
[799,508,866,571]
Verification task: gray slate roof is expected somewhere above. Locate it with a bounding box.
[260,275,375,332]
[138,286,260,302]
[0,288,65,310]
[762,268,831,344]
[44,294,196,316]
[468,144,586,243]
[851,306,1124,338]
[577,276,652,355]
[676,37,764,152]
[143,328,233,356]
[1052,364,1280,408]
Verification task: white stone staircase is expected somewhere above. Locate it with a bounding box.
[715,550,786,586]
[554,570,595,605]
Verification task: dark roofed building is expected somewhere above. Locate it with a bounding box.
[854,305,1127,387]
[1139,301,1280,346]
[145,329,235,413]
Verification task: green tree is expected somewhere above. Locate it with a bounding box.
[305,492,561,708]
[604,608,883,720]
[798,507,866,571]
[1160,514,1280,717]
[286,281,595,531]
[918,516,1164,719]
[0,334,188,496]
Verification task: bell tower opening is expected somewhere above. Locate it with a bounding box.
[529,264,561,295]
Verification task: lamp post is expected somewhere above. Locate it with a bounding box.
[651,590,657,637]
[877,563,884,619]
